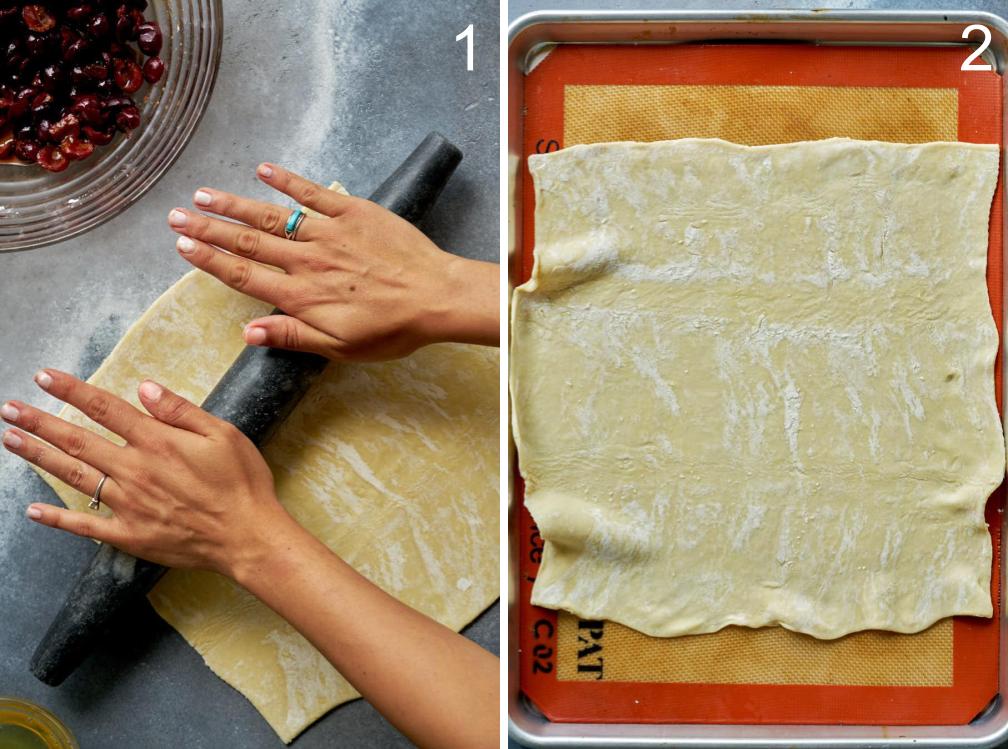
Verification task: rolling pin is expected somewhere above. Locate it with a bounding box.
[30,132,464,686]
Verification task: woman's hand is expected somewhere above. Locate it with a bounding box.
[3,369,499,749]
[3,368,498,749]
[166,163,499,362]
[1,369,292,577]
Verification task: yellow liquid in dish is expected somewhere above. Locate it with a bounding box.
[0,700,75,749]
[0,723,49,749]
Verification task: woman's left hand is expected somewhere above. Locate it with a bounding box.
[1,369,295,576]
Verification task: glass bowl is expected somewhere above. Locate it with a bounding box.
[0,697,78,749]
[0,0,223,252]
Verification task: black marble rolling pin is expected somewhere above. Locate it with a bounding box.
[30,132,464,686]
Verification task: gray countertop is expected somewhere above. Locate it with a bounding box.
[0,1,498,747]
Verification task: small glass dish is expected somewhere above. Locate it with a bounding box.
[0,0,224,253]
[0,697,78,749]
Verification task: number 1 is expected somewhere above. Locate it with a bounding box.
[456,24,473,72]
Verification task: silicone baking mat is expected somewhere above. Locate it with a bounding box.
[516,43,1004,726]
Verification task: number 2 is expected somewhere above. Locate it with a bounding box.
[456,24,474,72]
[961,24,993,71]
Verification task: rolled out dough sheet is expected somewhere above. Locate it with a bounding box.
[35,193,499,741]
[511,137,1004,640]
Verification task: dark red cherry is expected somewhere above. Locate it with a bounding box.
[30,91,53,115]
[22,5,56,34]
[35,118,53,142]
[37,144,69,172]
[66,6,94,23]
[14,138,40,162]
[114,104,139,131]
[136,22,161,55]
[59,134,94,161]
[87,13,111,40]
[82,124,114,145]
[69,93,102,124]
[112,58,142,93]
[49,112,80,141]
[82,60,108,80]
[9,88,33,118]
[142,56,162,83]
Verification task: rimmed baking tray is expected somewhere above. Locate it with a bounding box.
[507,9,1008,748]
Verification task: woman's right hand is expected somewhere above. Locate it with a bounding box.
[166,163,499,362]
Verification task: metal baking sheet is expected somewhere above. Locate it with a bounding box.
[507,9,1008,748]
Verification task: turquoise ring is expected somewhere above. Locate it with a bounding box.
[284,208,307,240]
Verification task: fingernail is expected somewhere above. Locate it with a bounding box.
[177,236,196,254]
[3,431,22,449]
[244,326,267,345]
[139,381,163,402]
[26,505,42,520]
[168,209,188,227]
[193,190,213,206]
[257,164,274,178]
[34,371,52,390]
[0,403,19,422]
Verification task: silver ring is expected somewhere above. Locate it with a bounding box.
[89,473,107,511]
[284,208,307,240]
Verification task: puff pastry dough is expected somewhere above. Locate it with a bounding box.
[511,138,1003,639]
